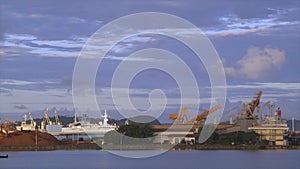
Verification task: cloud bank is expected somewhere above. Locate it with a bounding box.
[225,46,286,79]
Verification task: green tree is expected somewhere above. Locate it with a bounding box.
[103,130,122,144]
[243,131,258,144]
[195,126,219,144]
[217,131,259,145]
[180,139,186,144]
[236,132,244,144]
[117,123,154,138]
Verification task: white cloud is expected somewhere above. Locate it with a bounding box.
[32,39,84,48]
[105,55,160,62]
[29,47,79,58]
[4,34,37,41]
[158,1,184,8]
[212,82,300,90]
[225,46,286,79]
[205,9,300,37]
[68,17,86,24]
[1,33,85,58]
[0,79,56,86]
[11,12,49,19]
[227,92,300,105]
[122,36,154,43]
[1,33,158,59]
[251,82,300,90]
[0,87,73,113]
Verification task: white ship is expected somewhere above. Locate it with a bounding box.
[52,110,117,142]
[62,110,117,133]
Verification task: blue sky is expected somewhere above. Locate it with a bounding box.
[0,0,299,121]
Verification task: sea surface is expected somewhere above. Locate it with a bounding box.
[0,150,299,169]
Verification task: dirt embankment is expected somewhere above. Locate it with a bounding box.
[0,131,61,146]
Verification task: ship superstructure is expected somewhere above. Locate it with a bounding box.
[51,110,117,143]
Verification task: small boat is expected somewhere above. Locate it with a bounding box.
[0,154,8,158]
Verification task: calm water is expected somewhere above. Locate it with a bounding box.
[0,150,299,169]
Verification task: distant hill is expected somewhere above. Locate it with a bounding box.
[114,116,161,125]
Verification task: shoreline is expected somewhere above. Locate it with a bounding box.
[0,143,101,152]
[1,144,299,152]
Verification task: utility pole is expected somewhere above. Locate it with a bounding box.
[35,125,38,151]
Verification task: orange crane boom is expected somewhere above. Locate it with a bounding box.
[169,105,221,125]
[169,106,191,124]
[195,105,221,122]
[245,90,262,117]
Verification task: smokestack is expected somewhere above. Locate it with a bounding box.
[292,117,295,132]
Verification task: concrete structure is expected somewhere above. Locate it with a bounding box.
[154,131,195,144]
[235,118,258,132]
[152,125,196,144]
[249,125,288,146]
[152,124,238,144]
[46,124,62,132]
[217,125,240,135]
[248,109,289,146]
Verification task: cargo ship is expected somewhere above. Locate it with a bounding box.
[50,110,117,143]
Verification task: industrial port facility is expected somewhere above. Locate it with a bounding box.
[1,90,299,147]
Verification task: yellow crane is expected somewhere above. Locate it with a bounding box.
[169,105,221,125]
[28,112,37,127]
[54,110,61,125]
[41,108,52,130]
[169,106,191,124]
[193,105,221,124]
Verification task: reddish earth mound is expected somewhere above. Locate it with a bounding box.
[0,131,61,146]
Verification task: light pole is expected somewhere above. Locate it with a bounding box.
[35,125,38,150]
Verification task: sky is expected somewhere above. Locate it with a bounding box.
[0,0,299,121]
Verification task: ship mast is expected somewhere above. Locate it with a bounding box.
[103,109,108,126]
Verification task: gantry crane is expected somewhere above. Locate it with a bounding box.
[193,105,221,124]
[242,90,262,118]
[260,100,275,116]
[41,108,53,130]
[169,105,221,125]
[28,112,37,127]
[169,106,191,124]
[54,110,61,125]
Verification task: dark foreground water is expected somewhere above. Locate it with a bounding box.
[0,150,299,169]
